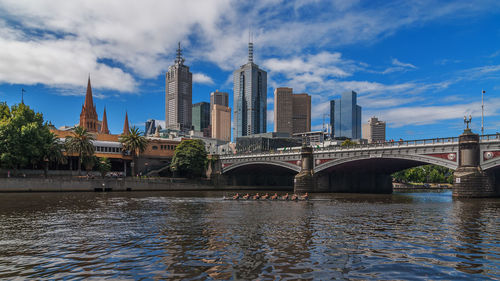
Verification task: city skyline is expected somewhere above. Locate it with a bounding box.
[0,1,500,140]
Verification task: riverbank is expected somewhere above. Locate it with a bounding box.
[0,177,292,192]
[393,182,452,191]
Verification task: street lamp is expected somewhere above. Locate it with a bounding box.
[481,89,486,135]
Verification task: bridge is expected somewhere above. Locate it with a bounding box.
[208,130,500,198]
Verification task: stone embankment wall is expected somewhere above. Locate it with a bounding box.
[0,178,291,192]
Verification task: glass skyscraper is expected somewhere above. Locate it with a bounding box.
[331,91,362,139]
[233,42,267,138]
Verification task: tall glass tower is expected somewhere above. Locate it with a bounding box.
[233,42,267,138]
[331,91,362,139]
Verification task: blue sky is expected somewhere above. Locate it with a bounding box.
[0,0,500,140]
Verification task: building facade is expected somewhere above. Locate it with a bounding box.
[233,42,267,138]
[192,102,210,133]
[210,90,229,108]
[362,117,386,143]
[331,91,362,139]
[274,88,311,135]
[211,104,231,142]
[165,43,193,132]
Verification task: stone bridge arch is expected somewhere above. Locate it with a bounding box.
[314,153,458,174]
[221,160,300,188]
[222,160,301,174]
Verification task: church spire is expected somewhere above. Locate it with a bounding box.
[122,111,130,135]
[84,75,94,109]
[100,107,109,134]
[79,75,98,132]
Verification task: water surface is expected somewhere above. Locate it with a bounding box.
[0,190,498,280]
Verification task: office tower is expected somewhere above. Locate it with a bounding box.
[211,104,231,141]
[274,87,311,135]
[209,90,231,141]
[165,42,193,131]
[331,90,362,139]
[233,41,267,138]
[80,77,99,132]
[210,90,229,108]
[192,102,210,133]
[292,93,311,134]
[362,117,386,143]
[330,100,335,137]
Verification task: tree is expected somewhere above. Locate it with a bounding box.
[392,164,454,184]
[171,139,207,178]
[341,139,356,147]
[65,126,95,175]
[0,103,53,173]
[119,126,148,176]
[96,157,112,178]
[41,132,67,177]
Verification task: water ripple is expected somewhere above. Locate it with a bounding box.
[0,191,498,280]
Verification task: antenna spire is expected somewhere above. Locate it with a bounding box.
[175,42,184,65]
[248,33,254,63]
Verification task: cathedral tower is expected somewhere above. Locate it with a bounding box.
[79,76,99,132]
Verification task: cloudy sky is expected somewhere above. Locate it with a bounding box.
[1,0,500,140]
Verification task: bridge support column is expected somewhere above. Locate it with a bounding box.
[453,129,498,198]
[294,147,316,193]
[206,155,226,187]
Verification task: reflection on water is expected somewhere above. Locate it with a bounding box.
[0,191,498,280]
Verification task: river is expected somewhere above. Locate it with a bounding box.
[0,190,498,280]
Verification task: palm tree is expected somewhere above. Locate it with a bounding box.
[42,132,67,177]
[65,126,95,175]
[119,126,148,177]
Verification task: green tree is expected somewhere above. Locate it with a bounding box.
[119,126,148,176]
[65,126,95,175]
[171,139,207,178]
[42,132,67,177]
[96,157,112,178]
[0,103,53,172]
[341,139,356,147]
[392,164,454,184]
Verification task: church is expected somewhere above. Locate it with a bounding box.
[51,77,179,176]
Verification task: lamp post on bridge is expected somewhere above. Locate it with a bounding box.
[481,89,485,136]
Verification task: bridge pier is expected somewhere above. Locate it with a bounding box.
[453,129,499,198]
[294,147,316,193]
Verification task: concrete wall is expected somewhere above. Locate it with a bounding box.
[0,178,291,192]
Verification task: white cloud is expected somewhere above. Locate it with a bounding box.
[0,34,136,91]
[381,58,417,74]
[392,58,416,69]
[368,98,500,128]
[192,73,214,85]
[1,0,495,94]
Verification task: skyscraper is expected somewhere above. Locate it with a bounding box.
[192,102,210,133]
[233,42,267,138]
[166,42,192,132]
[212,104,231,141]
[274,87,311,135]
[362,117,386,143]
[210,90,229,108]
[331,91,362,139]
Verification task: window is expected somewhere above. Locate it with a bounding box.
[152,146,158,150]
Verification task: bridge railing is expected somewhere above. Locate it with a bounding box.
[313,136,460,152]
[219,134,500,159]
[480,134,500,141]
